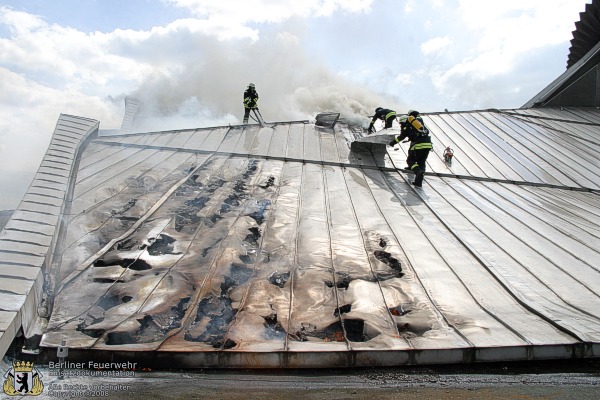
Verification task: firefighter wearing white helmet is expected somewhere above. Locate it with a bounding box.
[388,110,433,188]
[243,83,259,124]
[368,107,397,134]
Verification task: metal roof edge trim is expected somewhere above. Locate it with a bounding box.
[39,343,598,368]
[0,114,99,358]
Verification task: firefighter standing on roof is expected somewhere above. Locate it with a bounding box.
[389,110,433,188]
[243,83,259,124]
[368,107,396,134]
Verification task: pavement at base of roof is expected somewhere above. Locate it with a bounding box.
[2,353,598,400]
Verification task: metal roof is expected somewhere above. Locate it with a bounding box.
[2,106,592,367]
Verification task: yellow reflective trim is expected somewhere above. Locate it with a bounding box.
[385,111,396,119]
[411,143,433,150]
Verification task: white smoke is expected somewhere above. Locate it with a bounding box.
[129,29,403,131]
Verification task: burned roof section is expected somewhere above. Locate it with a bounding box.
[9,107,593,367]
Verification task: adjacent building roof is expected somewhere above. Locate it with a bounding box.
[525,0,600,108]
[568,0,600,68]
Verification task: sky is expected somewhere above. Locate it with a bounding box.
[0,0,591,209]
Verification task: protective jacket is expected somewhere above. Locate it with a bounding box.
[371,108,396,124]
[244,88,259,109]
[391,114,432,151]
[389,112,433,187]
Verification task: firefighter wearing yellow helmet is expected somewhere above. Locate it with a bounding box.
[389,110,433,188]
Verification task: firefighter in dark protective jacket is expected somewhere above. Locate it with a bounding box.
[388,110,433,188]
[243,83,259,124]
[368,107,396,134]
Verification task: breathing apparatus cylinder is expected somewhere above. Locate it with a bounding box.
[407,115,424,132]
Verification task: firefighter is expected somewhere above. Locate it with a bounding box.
[388,110,433,187]
[368,107,397,134]
[243,83,259,124]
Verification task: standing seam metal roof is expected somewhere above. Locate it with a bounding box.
[24,107,600,367]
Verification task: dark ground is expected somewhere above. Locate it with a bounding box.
[2,356,598,400]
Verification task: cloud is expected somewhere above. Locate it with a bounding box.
[164,0,373,40]
[422,1,587,109]
[420,36,452,56]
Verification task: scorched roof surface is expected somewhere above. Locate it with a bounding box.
[28,107,600,367]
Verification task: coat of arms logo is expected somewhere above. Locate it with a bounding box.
[3,361,44,396]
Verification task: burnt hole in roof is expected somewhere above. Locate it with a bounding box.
[233,180,247,192]
[397,322,431,337]
[379,238,387,248]
[343,319,367,342]
[295,321,345,342]
[166,297,191,330]
[173,175,224,229]
[374,250,403,277]
[77,327,105,339]
[222,339,237,349]
[262,311,286,339]
[111,198,137,216]
[269,271,290,288]
[175,214,200,232]
[95,256,151,270]
[292,320,368,342]
[243,160,259,178]
[244,227,261,247]
[92,278,125,284]
[185,196,209,209]
[248,199,271,225]
[122,295,133,303]
[105,305,194,346]
[114,238,136,251]
[97,293,121,310]
[389,306,410,316]
[334,304,352,317]
[324,272,351,289]
[116,216,139,222]
[127,259,152,270]
[259,176,275,189]
[208,213,223,224]
[220,263,253,295]
[175,196,209,232]
[206,178,226,192]
[184,295,235,347]
[220,190,245,215]
[106,331,135,345]
[76,315,105,338]
[239,254,253,264]
[147,234,179,256]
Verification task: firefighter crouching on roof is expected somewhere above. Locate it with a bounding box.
[388,110,433,188]
[368,107,396,134]
[243,83,259,124]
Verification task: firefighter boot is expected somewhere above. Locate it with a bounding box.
[413,168,424,187]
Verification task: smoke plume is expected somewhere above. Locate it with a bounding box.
[129,28,402,131]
